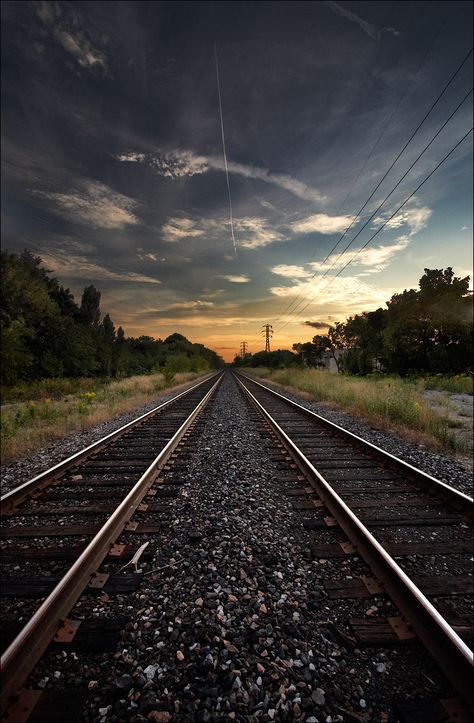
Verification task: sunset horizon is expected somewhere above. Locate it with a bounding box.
[2,1,472,362]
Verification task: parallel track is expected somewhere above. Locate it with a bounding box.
[0,372,223,715]
[234,371,474,710]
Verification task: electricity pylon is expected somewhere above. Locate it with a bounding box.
[240,341,248,358]
[262,324,273,353]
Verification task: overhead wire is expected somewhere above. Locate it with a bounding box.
[299,19,446,274]
[315,127,474,299]
[275,126,473,333]
[270,46,473,332]
[293,87,473,295]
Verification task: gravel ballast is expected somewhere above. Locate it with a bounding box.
[24,373,460,722]
[241,375,473,496]
[0,375,214,498]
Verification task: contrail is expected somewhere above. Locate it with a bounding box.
[214,44,237,257]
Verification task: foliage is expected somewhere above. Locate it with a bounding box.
[243,367,471,454]
[1,371,207,461]
[289,268,472,376]
[1,250,224,388]
[233,349,298,369]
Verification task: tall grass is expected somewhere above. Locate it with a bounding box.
[419,374,473,395]
[1,376,110,403]
[242,368,470,453]
[1,371,208,462]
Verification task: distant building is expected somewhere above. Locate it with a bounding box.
[320,349,344,373]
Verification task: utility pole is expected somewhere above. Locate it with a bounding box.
[240,341,248,358]
[262,324,273,353]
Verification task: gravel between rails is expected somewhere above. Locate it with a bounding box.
[240,376,473,496]
[0,376,215,498]
[28,373,457,722]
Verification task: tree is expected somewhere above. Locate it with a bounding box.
[344,309,388,374]
[97,313,116,376]
[80,285,101,327]
[292,341,324,367]
[384,269,472,374]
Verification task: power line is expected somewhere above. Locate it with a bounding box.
[299,87,473,294]
[318,127,474,295]
[272,46,473,329]
[276,126,473,333]
[334,15,447,217]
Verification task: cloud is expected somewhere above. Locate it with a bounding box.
[310,235,412,275]
[117,152,146,163]
[323,1,400,41]
[221,158,327,203]
[35,1,107,71]
[160,214,283,250]
[271,275,392,310]
[39,252,161,284]
[161,217,206,241]
[271,265,310,278]
[291,213,354,235]
[235,217,284,249]
[306,202,432,275]
[303,320,331,329]
[33,179,140,229]
[220,275,250,283]
[166,300,215,310]
[372,205,432,235]
[117,148,327,203]
[151,150,209,179]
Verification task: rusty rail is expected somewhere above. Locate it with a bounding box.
[236,372,473,511]
[234,372,474,709]
[1,372,219,514]
[1,372,223,713]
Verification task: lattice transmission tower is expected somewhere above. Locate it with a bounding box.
[240,341,248,358]
[261,324,273,353]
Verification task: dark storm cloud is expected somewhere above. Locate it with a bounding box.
[303,321,331,329]
[1,0,472,354]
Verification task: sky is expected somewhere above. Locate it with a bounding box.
[1,1,473,361]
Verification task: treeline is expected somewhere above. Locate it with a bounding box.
[234,268,473,375]
[1,250,224,386]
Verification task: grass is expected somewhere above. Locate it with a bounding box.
[418,374,473,395]
[241,367,472,454]
[0,371,209,463]
[1,376,111,403]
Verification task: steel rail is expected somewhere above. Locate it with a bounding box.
[0,372,223,713]
[1,372,219,513]
[234,372,474,710]
[236,372,474,509]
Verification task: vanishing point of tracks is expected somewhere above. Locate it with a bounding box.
[1,370,473,721]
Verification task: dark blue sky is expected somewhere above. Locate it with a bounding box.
[2,1,472,358]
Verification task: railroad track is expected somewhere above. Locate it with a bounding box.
[0,372,223,720]
[234,371,473,714]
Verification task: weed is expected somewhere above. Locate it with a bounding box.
[1,371,208,462]
[242,367,471,455]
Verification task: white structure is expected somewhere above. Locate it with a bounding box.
[321,349,344,373]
